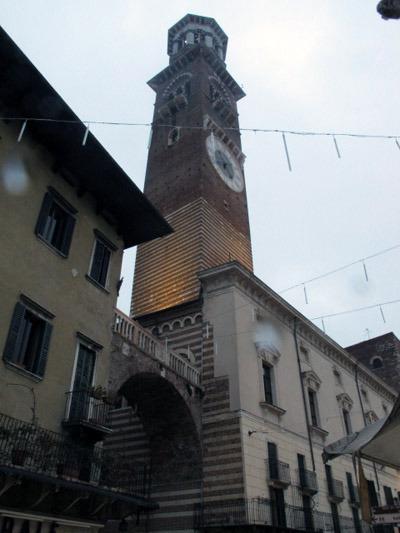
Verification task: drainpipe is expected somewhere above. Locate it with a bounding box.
[293,317,316,471]
[354,363,381,497]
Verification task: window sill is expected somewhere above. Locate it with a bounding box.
[85,274,110,294]
[259,402,286,417]
[3,361,43,382]
[310,425,329,440]
[36,234,68,259]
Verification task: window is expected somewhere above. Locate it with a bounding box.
[3,299,53,377]
[367,480,379,507]
[330,503,341,533]
[68,338,98,420]
[384,485,394,506]
[263,363,274,404]
[35,188,76,256]
[308,389,320,427]
[371,357,383,369]
[168,127,180,146]
[88,231,116,288]
[343,409,352,435]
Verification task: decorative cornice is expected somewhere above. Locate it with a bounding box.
[255,341,281,366]
[336,392,354,411]
[148,45,245,100]
[302,370,322,391]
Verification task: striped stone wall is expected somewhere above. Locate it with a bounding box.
[131,198,253,317]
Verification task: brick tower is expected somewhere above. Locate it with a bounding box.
[131,14,253,317]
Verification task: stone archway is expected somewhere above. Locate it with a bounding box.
[118,372,201,483]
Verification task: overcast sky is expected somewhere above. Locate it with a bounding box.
[3,1,400,348]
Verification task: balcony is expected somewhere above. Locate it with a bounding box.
[114,308,201,387]
[0,413,149,510]
[63,389,113,441]
[297,468,319,495]
[195,498,364,532]
[328,478,345,503]
[266,459,291,488]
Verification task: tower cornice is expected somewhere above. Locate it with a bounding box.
[147,45,245,101]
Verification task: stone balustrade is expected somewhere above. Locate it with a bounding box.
[113,309,201,386]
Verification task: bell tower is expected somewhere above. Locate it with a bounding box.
[131,14,253,317]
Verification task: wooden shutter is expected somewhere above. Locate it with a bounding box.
[90,241,104,282]
[35,192,53,237]
[60,213,75,256]
[35,321,53,377]
[3,302,25,362]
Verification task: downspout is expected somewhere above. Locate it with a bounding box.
[354,363,381,496]
[293,317,316,471]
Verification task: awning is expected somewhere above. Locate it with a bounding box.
[323,395,400,469]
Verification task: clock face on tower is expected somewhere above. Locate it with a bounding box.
[206,134,244,193]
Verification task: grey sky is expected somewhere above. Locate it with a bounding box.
[3,0,400,347]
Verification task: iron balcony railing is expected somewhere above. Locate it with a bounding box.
[297,468,319,494]
[328,477,345,502]
[64,389,112,431]
[194,498,371,532]
[0,411,149,496]
[266,459,291,486]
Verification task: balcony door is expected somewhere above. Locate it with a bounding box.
[271,488,286,528]
[69,343,96,420]
[268,442,278,479]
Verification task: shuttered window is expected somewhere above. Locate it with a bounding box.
[35,190,76,256]
[263,363,274,404]
[308,389,320,427]
[89,238,112,288]
[3,301,53,377]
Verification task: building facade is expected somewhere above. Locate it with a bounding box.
[0,28,170,533]
[118,13,400,533]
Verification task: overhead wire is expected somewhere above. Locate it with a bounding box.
[2,115,400,140]
[279,243,400,294]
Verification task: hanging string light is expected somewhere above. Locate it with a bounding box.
[279,243,400,295]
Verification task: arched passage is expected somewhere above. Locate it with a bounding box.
[118,372,201,484]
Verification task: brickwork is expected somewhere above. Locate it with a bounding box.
[346,332,400,392]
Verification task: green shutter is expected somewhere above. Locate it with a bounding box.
[90,241,104,282]
[35,321,53,377]
[60,213,75,256]
[35,192,53,237]
[3,302,25,362]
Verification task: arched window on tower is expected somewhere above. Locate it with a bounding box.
[371,356,384,369]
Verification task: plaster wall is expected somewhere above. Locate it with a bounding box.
[0,122,123,431]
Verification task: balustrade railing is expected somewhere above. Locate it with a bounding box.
[113,308,200,386]
[297,467,319,493]
[266,459,291,485]
[0,411,149,496]
[328,477,345,501]
[194,498,372,532]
